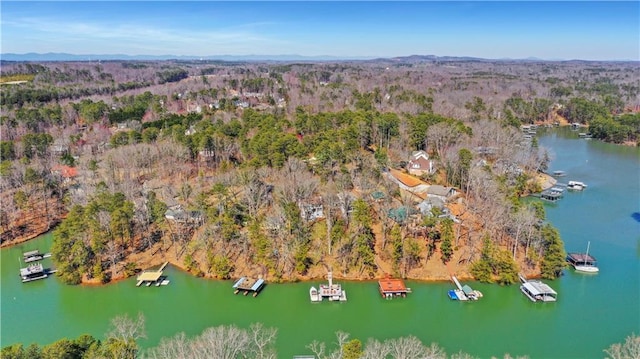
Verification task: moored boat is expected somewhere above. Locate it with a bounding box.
[567,242,599,273]
[23,250,51,263]
[448,276,482,301]
[309,286,320,302]
[567,181,587,190]
[20,263,48,283]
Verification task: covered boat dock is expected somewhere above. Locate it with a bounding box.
[519,274,557,302]
[378,277,411,298]
[136,262,169,287]
[567,252,597,267]
[232,277,266,297]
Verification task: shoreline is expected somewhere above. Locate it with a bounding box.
[80,258,538,288]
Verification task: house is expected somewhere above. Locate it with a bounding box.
[299,198,324,221]
[164,208,203,225]
[425,185,457,202]
[407,150,435,175]
[385,169,430,194]
[417,197,446,215]
[51,140,70,156]
[51,165,78,183]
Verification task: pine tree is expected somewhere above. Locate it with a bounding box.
[540,224,566,279]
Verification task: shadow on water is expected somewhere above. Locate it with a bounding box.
[631,212,640,223]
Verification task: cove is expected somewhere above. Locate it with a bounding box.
[2,128,639,358]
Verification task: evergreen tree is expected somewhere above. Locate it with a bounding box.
[540,224,566,279]
[440,218,454,263]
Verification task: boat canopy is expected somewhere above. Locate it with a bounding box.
[523,281,557,296]
[462,285,474,295]
[232,277,246,289]
[250,278,265,291]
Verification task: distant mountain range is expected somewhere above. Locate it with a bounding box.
[0,52,635,63]
[0,52,370,62]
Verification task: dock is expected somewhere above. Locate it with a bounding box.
[378,276,411,298]
[539,189,563,202]
[23,250,52,263]
[20,263,50,283]
[136,262,170,287]
[232,277,265,297]
[448,276,482,301]
[519,273,557,302]
[310,271,347,302]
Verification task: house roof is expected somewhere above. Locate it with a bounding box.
[426,185,454,197]
[409,156,431,169]
[52,165,78,178]
[388,169,425,188]
[388,207,410,223]
[378,278,408,293]
[411,150,429,159]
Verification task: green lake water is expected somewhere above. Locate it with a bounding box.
[2,128,639,358]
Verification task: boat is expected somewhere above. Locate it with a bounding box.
[549,187,565,195]
[519,274,557,302]
[567,181,587,190]
[22,250,51,263]
[312,271,347,302]
[552,170,566,177]
[448,276,482,301]
[20,263,48,283]
[309,286,321,302]
[567,242,599,273]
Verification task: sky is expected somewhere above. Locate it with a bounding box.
[1,1,639,61]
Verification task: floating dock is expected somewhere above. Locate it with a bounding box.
[23,250,52,263]
[232,277,265,297]
[20,263,49,283]
[378,276,411,299]
[136,262,169,287]
[539,190,562,202]
[448,276,482,301]
[311,271,346,302]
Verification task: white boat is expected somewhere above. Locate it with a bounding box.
[448,276,482,301]
[567,242,599,273]
[20,263,48,283]
[309,286,321,302]
[567,181,587,190]
[312,271,347,302]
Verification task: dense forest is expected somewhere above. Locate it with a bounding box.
[1,58,638,285]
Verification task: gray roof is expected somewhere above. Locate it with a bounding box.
[426,185,454,197]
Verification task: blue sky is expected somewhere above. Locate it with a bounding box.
[1,1,639,60]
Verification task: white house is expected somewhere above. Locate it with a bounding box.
[407,151,435,175]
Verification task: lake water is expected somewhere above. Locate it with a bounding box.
[2,128,639,358]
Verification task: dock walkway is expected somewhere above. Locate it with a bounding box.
[136,262,169,287]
